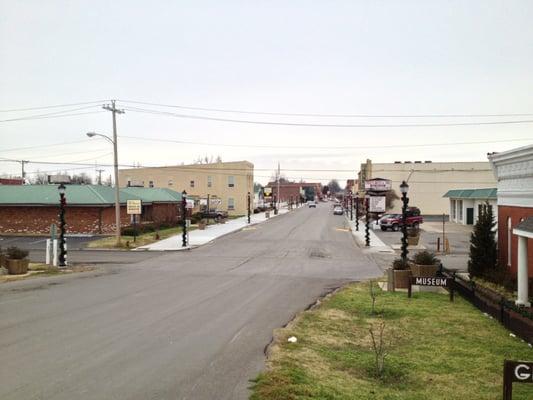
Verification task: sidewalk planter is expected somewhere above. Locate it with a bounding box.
[391,258,412,289]
[410,263,438,277]
[407,227,420,246]
[394,269,412,289]
[410,251,440,278]
[5,246,30,275]
[265,211,270,218]
[6,259,29,275]
[198,220,207,230]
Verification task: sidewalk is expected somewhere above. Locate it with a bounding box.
[135,205,294,251]
[344,216,394,254]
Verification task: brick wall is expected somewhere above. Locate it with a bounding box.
[0,205,130,235]
[498,205,533,276]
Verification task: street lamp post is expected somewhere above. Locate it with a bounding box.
[247,191,251,224]
[86,131,121,245]
[400,180,410,262]
[365,195,370,247]
[350,192,353,221]
[58,184,67,267]
[182,190,188,247]
[355,197,360,231]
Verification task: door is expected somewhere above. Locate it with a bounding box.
[466,208,474,225]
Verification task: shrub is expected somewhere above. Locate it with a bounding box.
[190,212,203,224]
[392,258,410,270]
[468,203,498,279]
[6,246,29,260]
[412,250,439,266]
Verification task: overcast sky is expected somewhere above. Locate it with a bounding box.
[1,0,533,185]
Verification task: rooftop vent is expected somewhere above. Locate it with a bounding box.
[414,161,422,163]
[424,161,432,163]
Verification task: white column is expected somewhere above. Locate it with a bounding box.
[516,235,531,307]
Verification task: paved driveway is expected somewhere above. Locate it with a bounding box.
[0,203,382,400]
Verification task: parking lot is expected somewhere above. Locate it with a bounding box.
[0,235,100,251]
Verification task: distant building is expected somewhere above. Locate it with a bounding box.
[0,185,183,234]
[357,159,496,216]
[265,182,322,203]
[118,161,253,216]
[443,188,497,225]
[488,145,533,305]
[0,178,24,185]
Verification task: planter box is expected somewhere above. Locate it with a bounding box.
[198,221,207,230]
[407,236,420,246]
[6,259,29,275]
[410,263,438,278]
[394,269,412,289]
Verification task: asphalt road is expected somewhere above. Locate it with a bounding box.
[0,203,382,400]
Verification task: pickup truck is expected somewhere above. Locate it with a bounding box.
[378,207,423,231]
[201,209,228,221]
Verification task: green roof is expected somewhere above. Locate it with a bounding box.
[0,185,181,206]
[443,188,497,199]
[120,187,183,203]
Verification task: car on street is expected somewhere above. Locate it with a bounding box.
[333,205,343,215]
[307,201,317,208]
[378,207,423,231]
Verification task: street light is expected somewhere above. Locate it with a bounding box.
[182,190,188,247]
[247,191,251,224]
[400,180,409,262]
[86,131,121,245]
[58,183,67,267]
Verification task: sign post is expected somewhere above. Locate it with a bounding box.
[408,276,455,302]
[503,360,533,399]
[127,200,142,242]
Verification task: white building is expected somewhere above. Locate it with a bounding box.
[443,188,497,225]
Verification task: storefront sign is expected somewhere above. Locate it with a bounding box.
[369,196,386,213]
[364,178,392,192]
[503,360,533,399]
[126,200,142,215]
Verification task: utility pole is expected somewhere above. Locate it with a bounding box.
[96,169,105,185]
[277,162,281,209]
[21,160,27,184]
[102,100,124,245]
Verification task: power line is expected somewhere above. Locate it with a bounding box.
[0,100,108,113]
[118,99,533,119]
[0,139,96,153]
[120,135,533,150]
[122,106,533,128]
[0,107,104,123]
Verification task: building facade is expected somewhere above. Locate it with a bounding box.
[119,161,253,216]
[265,182,322,203]
[443,188,497,225]
[488,145,533,295]
[0,185,183,235]
[358,159,496,216]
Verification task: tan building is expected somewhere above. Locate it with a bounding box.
[357,159,497,216]
[119,161,254,216]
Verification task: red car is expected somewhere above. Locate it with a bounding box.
[379,207,423,231]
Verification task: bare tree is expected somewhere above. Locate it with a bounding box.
[30,171,48,184]
[70,173,93,184]
[368,318,393,378]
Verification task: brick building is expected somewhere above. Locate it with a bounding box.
[0,178,24,185]
[0,185,183,235]
[488,144,533,306]
[265,182,323,203]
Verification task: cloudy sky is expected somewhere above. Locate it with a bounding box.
[1,0,532,185]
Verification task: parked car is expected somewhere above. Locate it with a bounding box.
[333,205,343,215]
[201,209,229,221]
[379,207,423,231]
[307,201,317,208]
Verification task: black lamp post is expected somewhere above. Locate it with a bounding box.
[182,190,188,247]
[365,195,370,247]
[58,184,67,267]
[400,180,409,262]
[350,192,353,221]
[274,194,278,215]
[247,191,251,224]
[355,197,360,231]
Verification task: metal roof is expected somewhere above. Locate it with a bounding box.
[121,187,183,203]
[514,217,533,235]
[443,188,497,200]
[0,185,181,206]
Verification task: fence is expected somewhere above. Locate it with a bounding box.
[441,268,533,343]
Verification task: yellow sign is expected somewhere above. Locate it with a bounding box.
[127,200,142,215]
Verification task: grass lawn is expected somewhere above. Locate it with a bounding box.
[1,262,95,282]
[251,281,533,400]
[86,226,195,249]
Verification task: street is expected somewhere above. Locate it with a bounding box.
[0,202,382,400]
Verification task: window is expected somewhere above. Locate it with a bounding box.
[149,181,154,188]
[207,176,212,188]
[507,217,512,267]
[457,200,463,221]
[451,200,456,219]
[228,197,235,210]
[190,180,195,188]
[228,176,235,188]
[168,180,173,186]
